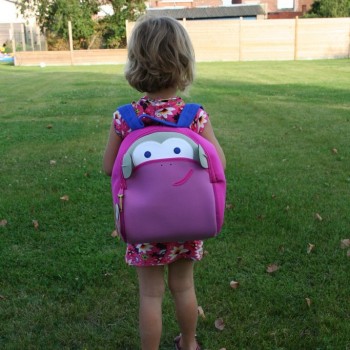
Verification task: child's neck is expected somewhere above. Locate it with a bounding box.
[146,87,177,100]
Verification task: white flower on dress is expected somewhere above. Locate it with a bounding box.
[155,107,176,119]
[196,109,208,131]
[169,245,189,260]
[136,243,153,253]
[113,110,123,125]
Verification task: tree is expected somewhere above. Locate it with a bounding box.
[307,0,350,18]
[17,0,99,49]
[16,0,146,49]
[97,0,146,48]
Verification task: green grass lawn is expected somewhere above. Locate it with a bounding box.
[0,59,349,350]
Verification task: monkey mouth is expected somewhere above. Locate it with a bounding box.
[172,169,194,186]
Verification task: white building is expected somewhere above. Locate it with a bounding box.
[0,0,40,50]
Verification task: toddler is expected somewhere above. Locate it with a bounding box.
[103,15,226,350]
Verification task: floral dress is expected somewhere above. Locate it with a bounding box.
[113,96,209,266]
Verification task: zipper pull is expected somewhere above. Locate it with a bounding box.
[118,193,124,212]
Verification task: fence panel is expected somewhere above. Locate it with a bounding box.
[184,19,240,62]
[240,19,295,61]
[297,18,350,60]
[14,49,127,66]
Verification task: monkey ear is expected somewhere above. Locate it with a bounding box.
[198,145,208,168]
[122,153,134,178]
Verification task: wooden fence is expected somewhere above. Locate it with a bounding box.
[14,49,127,66]
[14,17,350,66]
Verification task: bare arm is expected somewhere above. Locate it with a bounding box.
[103,121,123,176]
[201,119,226,170]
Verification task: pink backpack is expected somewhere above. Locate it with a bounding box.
[111,103,226,244]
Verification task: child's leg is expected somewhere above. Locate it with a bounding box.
[168,259,198,350]
[136,265,165,350]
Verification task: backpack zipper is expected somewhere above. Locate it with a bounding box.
[117,179,126,239]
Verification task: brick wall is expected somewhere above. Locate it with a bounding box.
[148,0,223,8]
[194,0,222,6]
[268,11,303,19]
[297,0,314,12]
[242,0,314,13]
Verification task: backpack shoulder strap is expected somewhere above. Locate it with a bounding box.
[117,103,202,130]
[177,103,202,127]
[117,104,144,130]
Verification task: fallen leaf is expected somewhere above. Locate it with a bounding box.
[219,348,227,350]
[47,124,53,129]
[331,148,338,154]
[266,263,279,274]
[225,203,233,210]
[340,239,350,249]
[203,250,209,256]
[307,243,315,254]
[0,219,8,227]
[50,160,56,165]
[0,295,6,300]
[111,230,119,238]
[305,298,312,307]
[315,213,323,221]
[285,205,290,211]
[198,306,206,319]
[60,195,69,201]
[214,318,225,331]
[230,280,239,289]
[32,220,39,230]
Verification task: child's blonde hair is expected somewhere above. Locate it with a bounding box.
[125,16,195,93]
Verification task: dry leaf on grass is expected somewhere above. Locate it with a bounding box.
[214,318,225,331]
[315,213,323,221]
[307,243,315,254]
[60,195,69,202]
[340,239,350,249]
[331,148,338,154]
[305,298,312,307]
[198,306,206,319]
[111,230,119,238]
[0,295,6,300]
[47,124,53,129]
[0,219,8,227]
[230,280,239,289]
[32,220,39,230]
[225,203,233,210]
[50,160,56,165]
[266,264,279,274]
